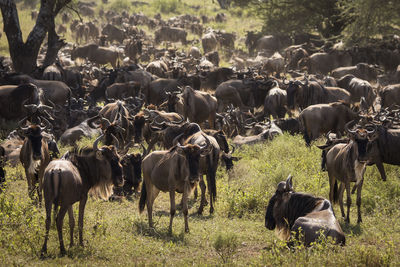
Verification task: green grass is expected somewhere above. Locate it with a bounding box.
[1,133,400,265]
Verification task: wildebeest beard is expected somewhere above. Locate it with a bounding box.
[110,157,123,186]
[355,138,369,162]
[265,194,277,230]
[186,151,201,182]
[29,135,43,160]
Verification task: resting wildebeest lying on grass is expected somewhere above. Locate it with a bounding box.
[139,138,212,233]
[265,175,345,246]
[41,135,124,256]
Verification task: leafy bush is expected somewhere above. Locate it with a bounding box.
[213,232,239,263]
[152,0,182,14]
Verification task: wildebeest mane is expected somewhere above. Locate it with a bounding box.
[69,147,114,200]
[279,192,324,231]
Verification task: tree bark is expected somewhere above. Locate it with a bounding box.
[0,0,71,74]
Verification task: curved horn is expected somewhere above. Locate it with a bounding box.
[111,133,120,150]
[140,143,147,157]
[345,120,357,135]
[282,77,290,86]
[93,134,104,151]
[87,115,101,129]
[171,113,185,124]
[18,117,29,131]
[24,104,38,113]
[40,117,53,132]
[199,134,212,155]
[230,144,235,155]
[365,124,377,134]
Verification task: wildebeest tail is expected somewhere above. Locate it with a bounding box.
[321,150,327,171]
[206,155,217,202]
[333,180,339,203]
[139,180,147,213]
[50,169,62,209]
[299,115,311,146]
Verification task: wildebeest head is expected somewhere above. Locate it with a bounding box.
[345,121,378,163]
[265,174,293,230]
[284,78,307,109]
[221,145,240,171]
[132,112,146,143]
[177,136,212,183]
[20,118,51,160]
[93,135,124,188]
[121,150,143,194]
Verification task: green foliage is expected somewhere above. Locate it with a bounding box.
[109,0,132,13]
[213,232,239,263]
[152,0,182,14]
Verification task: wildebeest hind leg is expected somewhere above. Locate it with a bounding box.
[169,190,176,233]
[345,183,351,223]
[183,182,191,233]
[41,197,53,256]
[197,177,207,215]
[338,183,345,219]
[78,195,88,246]
[56,205,69,256]
[68,206,75,247]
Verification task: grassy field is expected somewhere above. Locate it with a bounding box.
[1,134,400,266]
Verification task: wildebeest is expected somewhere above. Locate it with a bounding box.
[59,118,102,146]
[41,135,124,256]
[0,83,40,121]
[139,139,211,233]
[105,81,141,100]
[274,118,301,135]
[331,63,380,82]
[285,78,351,110]
[233,122,282,146]
[299,102,358,146]
[155,26,187,45]
[317,122,377,223]
[117,146,146,196]
[19,119,51,205]
[265,175,345,246]
[202,31,218,53]
[336,74,375,107]
[71,44,119,68]
[379,84,400,108]
[298,50,352,75]
[0,146,5,185]
[264,85,287,119]
[102,23,125,43]
[199,67,234,90]
[181,86,217,128]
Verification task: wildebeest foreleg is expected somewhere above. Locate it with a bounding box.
[345,183,351,223]
[169,190,176,233]
[356,179,364,223]
[68,206,75,247]
[376,161,387,181]
[78,195,88,246]
[183,182,191,233]
[57,205,69,255]
[338,183,345,219]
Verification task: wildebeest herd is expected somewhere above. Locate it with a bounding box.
[1,3,400,256]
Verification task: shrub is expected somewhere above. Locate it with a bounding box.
[213,232,239,263]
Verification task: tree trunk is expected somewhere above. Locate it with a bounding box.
[0,0,71,74]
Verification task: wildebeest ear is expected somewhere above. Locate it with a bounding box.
[285,175,293,191]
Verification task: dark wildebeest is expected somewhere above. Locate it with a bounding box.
[181,86,218,129]
[299,102,358,146]
[379,84,400,109]
[0,83,40,120]
[0,146,5,185]
[41,135,124,256]
[71,44,119,68]
[336,74,375,107]
[264,85,287,119]
[139,139,211,233]
[285,78,351,110]
[19,119,51,205]
[265,175,345,246]
[317,121,377,223]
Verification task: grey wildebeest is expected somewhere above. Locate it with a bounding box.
[71,44,119,68]
[285,78,351,110]
[317,121,378,223]
[155,26,187,45]
[19,119,51,205]
[299,102,358,146]
[336,74,375,107]
[232,121,283,146]
[181,86,217,129]
[379,84,400,109]
[264,84,287,119]
[41,135,124,256]
[139,138,211,233]
[265,175,345,246]
[298,50,352,75]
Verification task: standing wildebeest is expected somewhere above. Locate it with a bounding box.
[265,175,345,246]
[299,102,358,146]
[317,122,377,223]
[19,120,51,205]
[155,26,187,45]
[379,84,400,109]
[118,146,146,196]
[182,86,217,129]
[286,78,351,110]
[139,139,211,233]
[71,44,119,68]
[41,135,124,256]
[336,74,375,107]
[331,63,380,82]
[298,50,352,75]
[264,85,287,119]
[0,83,40,121]
[202,31,218,53]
